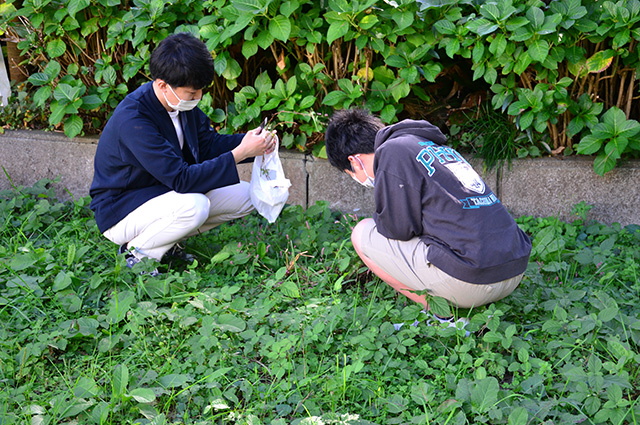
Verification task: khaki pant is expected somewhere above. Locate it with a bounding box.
[104,182,253,260]
[356,218,523,309]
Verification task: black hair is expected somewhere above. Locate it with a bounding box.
[324,108,385,172]
[149,32,215,90]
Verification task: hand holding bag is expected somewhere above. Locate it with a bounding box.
[249,143,291,223]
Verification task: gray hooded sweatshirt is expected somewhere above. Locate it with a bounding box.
[372,119,531,284]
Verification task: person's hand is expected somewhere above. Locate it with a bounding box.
[264,130,278,155]
[231,127,277,163]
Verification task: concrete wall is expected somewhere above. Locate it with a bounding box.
[1,129,638,226]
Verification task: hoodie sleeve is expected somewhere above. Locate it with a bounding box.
[373,169,424,241]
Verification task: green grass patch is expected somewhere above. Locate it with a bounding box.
[1,181,639,425]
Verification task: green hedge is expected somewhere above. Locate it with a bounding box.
[1,0,639,174]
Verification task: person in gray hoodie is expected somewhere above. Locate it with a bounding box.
[324,108,532,311]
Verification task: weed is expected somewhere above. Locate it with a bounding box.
[0,181,639,424]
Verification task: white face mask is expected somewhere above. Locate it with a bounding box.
[351,155,375,188]
[164,85,200,112]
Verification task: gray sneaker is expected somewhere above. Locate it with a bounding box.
[163,243,195,263]
[118,244,159,276]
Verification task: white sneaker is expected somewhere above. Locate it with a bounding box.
[426,313,470,337]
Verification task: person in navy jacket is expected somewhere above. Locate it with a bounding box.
[324,108,531,312]
[90,33,276,267]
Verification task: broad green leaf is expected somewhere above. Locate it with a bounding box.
[593,151,616,176]
[604,137,628,160]
[49,101,67,125]
[210,108,226,123]
[112,364,129,398]
[232,0,266,13]
[158,374,191,389]
[528,39,549,62]
[576,134,602,155]
[67,0,90,17]
[53,271,73,291]
[28,73,51,86]
[586,50,615,73]
[526,7,545,30]
[428,296,451,318]
[46,38,66,58]
[489,33,507,56]
[389,79,410,102]
[280,280,300,298]
[298,95,316,109]
[359,14,378,30]
[242,38,259,59]
[128,388,156,403]
[269,15,291,41]
[64,115,84,139]
[470,378,499,413]
[216,314,246,332]
[479,3,501,21]
[392,10,414,30]
[322,90,348,106]
[74,377,100,398]
[82,94,103,110]
[327,21,349,45]
[508,407,529,425]
[385,54,408,68]
[33,86,52,106]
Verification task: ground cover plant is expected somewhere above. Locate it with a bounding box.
[1,181,639,425]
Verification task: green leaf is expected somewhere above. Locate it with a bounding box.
[392,10,414,31]
[508,407,529,425]
[526,7,545,30]
[280,280,300,298]
[359,14,378,30]
[112,364,129,398]
[327,21,349,44]
[322,90,348,106]
[298,95,316,109]
[242,38,259,59]
[46,38,66,58]
[576,134,602,155]
[269,15,291,41]
[82,94,103,110]
[586,50,615,73]
[232,0,266,13]
[64,115,84,138]
[385,54,408,68]
[216,314,246,332]
[33,86,52,106]
[28,73,51,86]
[528,39,549,62]
[128,388,156,403]
[74,377,100,398]
[489,33,507,56]
[593,151,616,176]
[53,271,73,291]
[158,374,191,389]
[428,296,451,318]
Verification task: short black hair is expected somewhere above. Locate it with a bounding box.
[149,32,215,90]
[324,108,385,172]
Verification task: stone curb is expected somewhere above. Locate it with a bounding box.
[1,129,638,226]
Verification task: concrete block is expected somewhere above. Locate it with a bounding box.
[499,156,640,226]
[0,130,98,200]
[306,155,375,217]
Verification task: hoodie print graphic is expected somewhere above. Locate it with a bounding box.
[416,140,499,209]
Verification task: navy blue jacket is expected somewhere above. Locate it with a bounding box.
[90,82,244,233]
[372,120,532,284]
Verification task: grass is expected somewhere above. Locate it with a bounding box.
[1,181,639,425]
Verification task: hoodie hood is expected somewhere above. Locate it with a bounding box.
[374,119,447,150]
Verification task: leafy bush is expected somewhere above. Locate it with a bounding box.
[1,181,639,424]
[1,0,639,172]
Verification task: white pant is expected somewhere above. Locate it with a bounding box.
[103,182,253,260]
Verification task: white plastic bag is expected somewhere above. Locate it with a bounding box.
[249,144,291,223]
